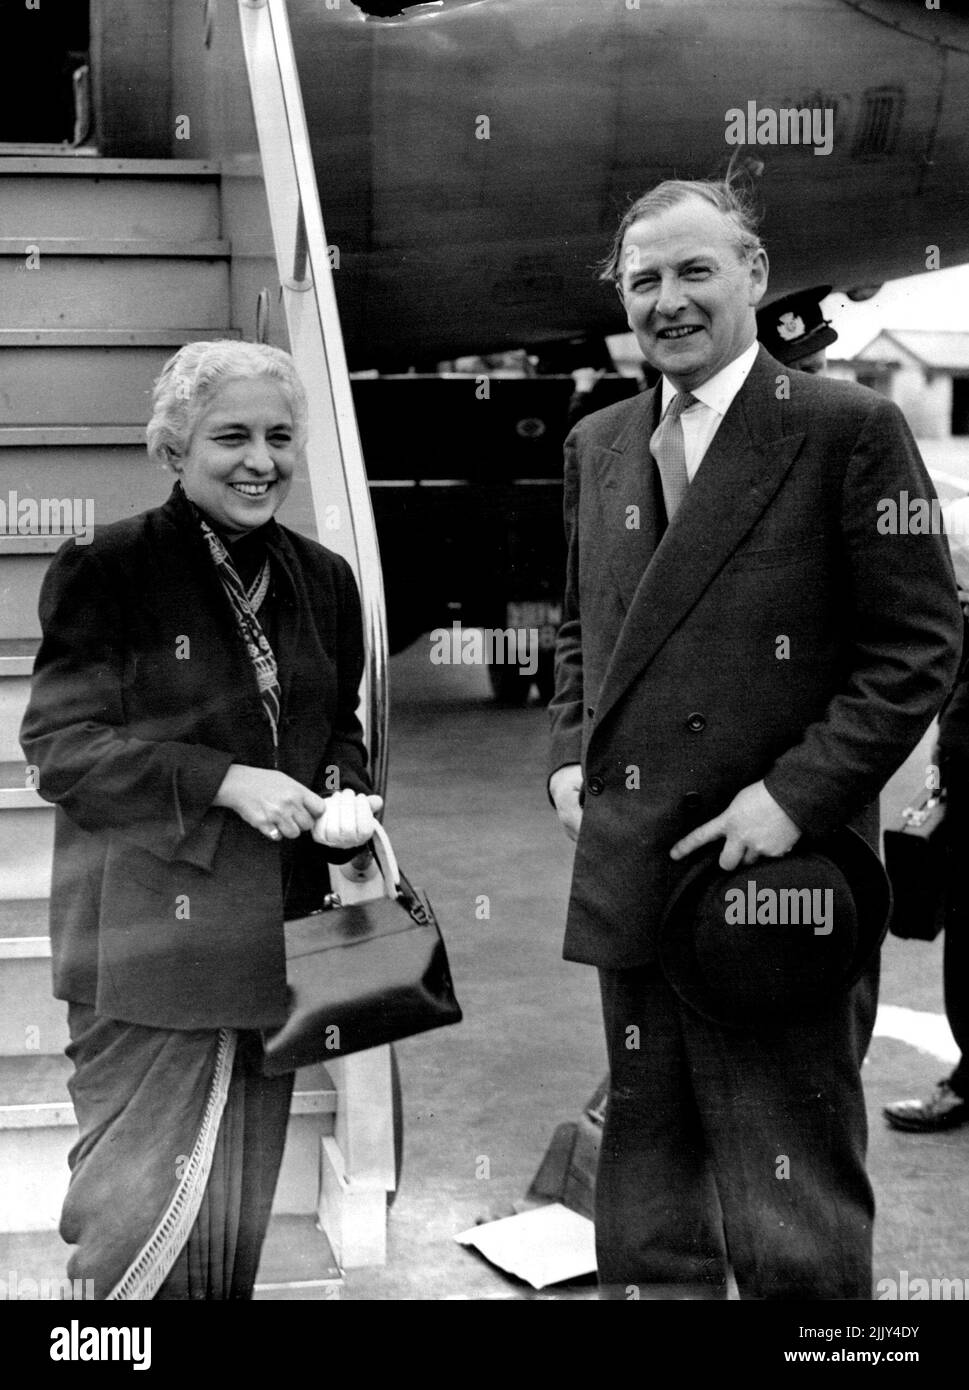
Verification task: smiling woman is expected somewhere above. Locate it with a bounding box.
[171,377,298,533]
[146,340,308,535]
[20,340,382,1299]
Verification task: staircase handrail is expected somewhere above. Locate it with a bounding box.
[237,0,389,800]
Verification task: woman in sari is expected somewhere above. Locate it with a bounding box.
[20,340,381,1299]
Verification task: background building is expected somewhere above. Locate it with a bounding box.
[828,330,969,440]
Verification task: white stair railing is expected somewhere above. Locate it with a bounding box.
[236,0,395,1269]
[237,0,389,801]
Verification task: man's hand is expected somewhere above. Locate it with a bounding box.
[312,788,384,852]
[550,763,584,843]
[213,765,329,840]
[670,780,801,870]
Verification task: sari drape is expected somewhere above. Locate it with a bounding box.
[62,1006,293,1300]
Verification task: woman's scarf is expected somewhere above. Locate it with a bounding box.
[194,509,281,750]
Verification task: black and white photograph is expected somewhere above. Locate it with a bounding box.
[1,0,968,1355]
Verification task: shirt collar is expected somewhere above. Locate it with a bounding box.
[660,339,760,418]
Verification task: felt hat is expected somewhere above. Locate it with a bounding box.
[658,828,889,1028]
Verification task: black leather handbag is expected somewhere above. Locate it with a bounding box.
[883,789,947,942]
[262,824,462,1075]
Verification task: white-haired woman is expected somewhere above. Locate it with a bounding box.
[21,340,381,1299]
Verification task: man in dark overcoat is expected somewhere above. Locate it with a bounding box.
[548,179,962,1299]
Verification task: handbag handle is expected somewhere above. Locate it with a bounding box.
[370,821,401,900]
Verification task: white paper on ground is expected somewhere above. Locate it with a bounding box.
[455,1202,597,1290]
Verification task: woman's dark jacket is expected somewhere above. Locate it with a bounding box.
[20,485,372,1031]
[940,616,969,763]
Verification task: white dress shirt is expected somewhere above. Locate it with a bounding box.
[658,339,760,481]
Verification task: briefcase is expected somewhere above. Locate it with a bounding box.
[526,1077,608,1220]
[262,823,462,1075]
[883,789,947,942]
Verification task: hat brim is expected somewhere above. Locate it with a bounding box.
[772,323,838,366]
[658,827,890,1029]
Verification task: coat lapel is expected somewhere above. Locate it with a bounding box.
[593,389,666,613]
[592,350,806,733]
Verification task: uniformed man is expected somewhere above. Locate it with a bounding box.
[756,284,838,375]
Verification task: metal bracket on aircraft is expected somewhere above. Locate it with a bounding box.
[283,205,314,293]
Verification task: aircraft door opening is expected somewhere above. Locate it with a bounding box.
[0,0,92,150]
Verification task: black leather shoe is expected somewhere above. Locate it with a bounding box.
[883,1080,968,1132]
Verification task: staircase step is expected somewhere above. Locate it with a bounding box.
[0,448,169,532]
[0,899,49,938]
[0,785,46,804]
[0,238,229,258]
[0,1054,73,1231]
[0,344,186,426]
[0,537,64,553]
[0,936,49,956]
[0,1215,342,1298]
[0,673,30,761]
[253,1215,342,1297]
[0,639,39,676]
[0,177,221,242]
[1,757,36,787]
[0,1053,73,1114]
[0,655,35,768]
[0,329,240,346]
[2,258,231,329]
[0,551,55,637]
[0,143,97,158]
[0,1054,336,1120]
[0,158,220,176]
[0,801,53,898]
[0,1050,336,1233]
[0,942,67,1057]
[0,1228,75,1294]
[0,426,145,447]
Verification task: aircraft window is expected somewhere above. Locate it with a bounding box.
[355,1,412,12]
[355,0,486,17]
[852,87,904,158]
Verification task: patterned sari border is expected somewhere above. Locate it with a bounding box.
[106,1028,238,1301]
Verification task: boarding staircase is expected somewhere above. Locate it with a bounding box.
[0,155,347,1294]
[0,0,393,1298]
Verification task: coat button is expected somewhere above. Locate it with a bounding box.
[686,712,706,732]
[587,775,605,795]
[683,791,702,811]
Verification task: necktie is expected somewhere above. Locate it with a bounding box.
[651,391,697,522]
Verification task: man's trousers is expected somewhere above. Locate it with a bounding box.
[595,962,878,1300]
